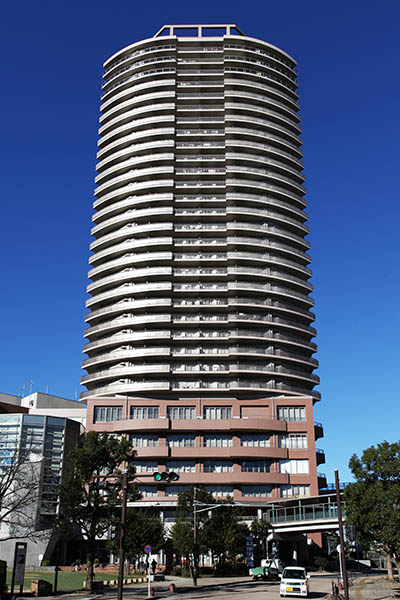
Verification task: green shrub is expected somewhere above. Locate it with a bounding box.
[41,560,51,567]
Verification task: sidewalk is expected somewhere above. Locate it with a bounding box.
[350,575,399,600]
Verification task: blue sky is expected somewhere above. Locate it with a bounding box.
[1,0,399,483]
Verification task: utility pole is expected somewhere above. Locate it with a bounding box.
[335,469,349,600]
[192,486,198,586]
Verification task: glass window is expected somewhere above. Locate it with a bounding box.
[167,406,195,419]
[280,484,310,498]
[139,486,158,498]
[166,461,196,473]
[130,406,159,419]
[203,461,233,473]
[241,434,270,447]
[94,406,123,422]
[205,485,233,497]
[167,435,196,447]
[132,460,157,473]
[279,434,307,449]
[164,485,190,496]
[203,435,232,447]
[203,406,232,419]
[277,406,305,421]
[280,459,309,474]
[130,435,159,447]
[241,460,270,473]
[242,485,272,497]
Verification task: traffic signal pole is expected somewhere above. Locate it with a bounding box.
[335,470,349,600]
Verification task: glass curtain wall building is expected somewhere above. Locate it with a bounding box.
[82,24,325,507]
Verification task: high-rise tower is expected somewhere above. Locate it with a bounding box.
[82,25,325,504]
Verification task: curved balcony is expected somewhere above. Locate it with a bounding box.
[82,347,171,369]
[100,77,176,115]
[93,193,174,223]
[224,66,297,102]
[224,78,299,112]
[97,140,175,173]
[227,282,313,307]
[227,314,316,337]
[86,282,172,308]
[226,237,309,264]
[225,114,300,147]
[226,152,304,183]
[84,313,171,338]
[224,53,297,87]
[226,191,306,216]
[225,140,303,170]
[83,330,171,353]
[228,296,315,322]
[102,55,176,93]
[225,127,302,158]
[88,251,173,280]
[227,166,305,197]
[226,223,309,250]
[224,89,300,123]
[226,206,308,234]
[94,178,175,210]
[91,207,173,238]
[225,102,301,136]
[85,298,172,323]
[89,237,173,266]
[95,168,174,200]
[103,43,177,78]
[97,127,175,162]
[227,251,311,277]
[81,363,171,385]
[101,67,176,103]
[99,102,176,138]
[90,222,173,252]
[99,116,176,154]
[99,90,176,126]
[95,153,174,185]
[226,179,304,208]
[80,380,170,399]
[227,267,312,292]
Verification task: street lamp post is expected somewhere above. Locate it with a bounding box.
[117,470,128,600]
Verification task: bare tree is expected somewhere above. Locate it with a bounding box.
[0,432,43,541]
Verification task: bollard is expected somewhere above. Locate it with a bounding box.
[169,582,176,593]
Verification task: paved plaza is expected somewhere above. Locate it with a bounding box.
[16,572,400,600]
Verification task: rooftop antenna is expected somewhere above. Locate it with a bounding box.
[21,382,26,398]
[28,379,34,395]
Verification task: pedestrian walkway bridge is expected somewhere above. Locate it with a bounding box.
[262,495,343,533]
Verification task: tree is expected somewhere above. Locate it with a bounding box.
[108,508,165,565]
[250,518,271,564]
[344,441,400,581]
[170,486,214,581]
[0,431,43,542]
[57,431,139,591]
[202,500,249,572]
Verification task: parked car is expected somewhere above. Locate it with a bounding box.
[279,566,310,597]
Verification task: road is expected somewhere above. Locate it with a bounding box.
[53,574,337,600]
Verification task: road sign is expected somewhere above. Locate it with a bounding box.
[144,545,152,554]
[245,536,254,568]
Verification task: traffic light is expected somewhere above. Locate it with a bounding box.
[153,471,180,482]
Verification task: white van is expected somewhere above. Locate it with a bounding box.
[279,566,310,597]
